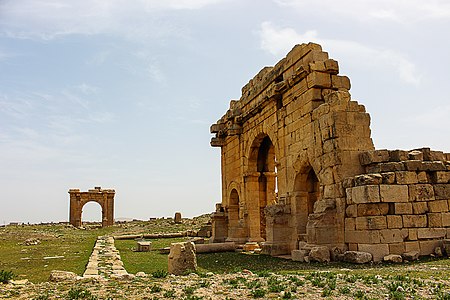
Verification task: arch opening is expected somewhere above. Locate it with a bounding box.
[81,201,103,225]
[293,168,320,240]
[249,135,277,241]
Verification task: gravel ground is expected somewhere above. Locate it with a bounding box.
[1,266,450,299]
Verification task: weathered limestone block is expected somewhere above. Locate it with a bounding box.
[354,174,382,186]
[387,215,403,229]
[352,185,380,203]
[436,172,450,184]
[343,251,372,263]
[402,251,419,261]
[417,228,446,239]
[442,213,450,227]
[345,218,355,231]
[49,270,78,282]
[395,171,418,184]
[382,172,396,184]
[408,229,418,240]
[168,242,197,275]
[417,171,428,183]
[389,243,405,255]
[360,150,389,166]
[357,203,389,216]
[412,202,429,214]
[380,229,408,244]
[346,204,357,217]
[389,150,408,162]
[345,230,380,244]
[355,216,387,230]
[408,150,424,161]
[380,162,405,172]
[427,213,443,227]
[174,212,182,224]
[383,254,403,263]
[380,185,409,202]
[428,200,449,213]
[358,243,389,262]
[405,241,420,253]
[402,215,427,228]
[409,184,434,201]
[309,246,331,262]
[306,71,331,88]
[291,249,308,262]
[195,242,236,253]
[433,184,450,200]
[394,203,413,215]
[419,240,441,256]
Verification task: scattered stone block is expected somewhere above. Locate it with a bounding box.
[168,242,197,275]
[402,251,419,261]
[174,212,182,224]
[343,251,372,264]
[309,246,330,262]
[136,241,152,252]
[49,270,78,282]
[358,243,389,262]
[383,254,403,263]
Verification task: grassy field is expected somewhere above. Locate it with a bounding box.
[0,216,207,283]
[115,237,188,274]
[1,219,450,299]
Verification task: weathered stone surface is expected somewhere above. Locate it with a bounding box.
[69,187,115,228]
[358,244,389,262]
[174,212,182,224]
[352,185,380,203]
[291,249,308,262]
[49,270,78,282]
[343,251,372,263]
[380,185,409,203]
[209,42,450,260]
[357,203,389,216]
[402,251,419,261]
[383,254,403,263]
[309,246,330,262]
[195,242,236,253]
[168,242,197,275]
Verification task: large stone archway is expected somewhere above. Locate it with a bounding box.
[210,43,375,253]
[68,187,115,227]
[210,42,450,261]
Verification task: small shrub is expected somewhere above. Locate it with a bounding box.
[67,287,97,300]
[353,290,365,299]
[163,289,176,298]
[150,284,163,293]
[250,288,266,298]
[0,270,15,283]
[282,291,292,299]
[321,287,333,297]
[198,280,211,288]
[339,286,351,295]
[183,286,196,295]
[33,295,49,300]
[152,270,168,278]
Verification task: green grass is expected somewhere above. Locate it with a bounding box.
[0,224,116,283]
[114,237,188,274]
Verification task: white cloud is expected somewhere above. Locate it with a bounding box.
[0,0,231,40]
[259,22,421,85]
[273,0,450,23]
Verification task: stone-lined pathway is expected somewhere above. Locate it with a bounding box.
[83,236,130,279]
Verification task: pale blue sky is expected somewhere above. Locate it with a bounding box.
[1,0,449,224]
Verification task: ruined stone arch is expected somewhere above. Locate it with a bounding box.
[68,187,115,227]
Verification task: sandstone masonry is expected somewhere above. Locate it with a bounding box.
[210,43,450,261]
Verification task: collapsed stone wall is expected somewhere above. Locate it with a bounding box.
[344,148,450,261]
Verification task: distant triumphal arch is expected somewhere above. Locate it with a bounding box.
[68,187,115,227]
